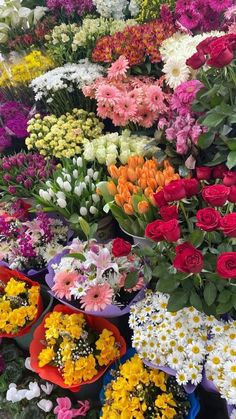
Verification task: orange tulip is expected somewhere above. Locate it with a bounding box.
[156,171,165,186]
[124,203,134,215]
[137,156,145,166]
[138,201,149,214]
[115,194,125,207]
[119,166,128,178]
[107,181,117,196]
[108,165,119,179]
[136,167,142,179]
[128,156,138,169]
[122,187,131,202]
[133,186,141,194]
[144,187,154,198]
[127,167,137,183]
[138,178,147,190]
[147,178,157,190]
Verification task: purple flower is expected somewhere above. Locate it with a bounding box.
[5,115,28,138]
[171,80,204,116]
[178,6,201,30]
[24,179,33,189]
[208,0,233,13]
[8,186,17,194]
[0,128,11,152]
[46,0,93,16]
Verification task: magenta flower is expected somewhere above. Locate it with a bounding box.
[209,0,233,13]
[54,397,90,419]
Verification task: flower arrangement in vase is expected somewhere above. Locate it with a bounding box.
[30,304,126,390]
[0,267,42,337]
[46,237,148,317]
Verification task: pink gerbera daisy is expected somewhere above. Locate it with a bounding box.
[107,56,129,80]
[52,271,79,300]
[80,283,113,311]
[145,85,167,113]
[136,105,157,128]
[95,84,120,106]
[116,95,137,119]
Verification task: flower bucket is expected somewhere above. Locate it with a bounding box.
[14,285,54,350]
[100,348,200,419]
[95,215,116,243]
[201,370,234,417]
[0,260,47,283]
[29,304,126,392]
[0,266,43,338]
[143,359,197,394]
[45,250,146,318]
[119,226,152,248]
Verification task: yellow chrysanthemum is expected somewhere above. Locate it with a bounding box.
[5,278,26,296]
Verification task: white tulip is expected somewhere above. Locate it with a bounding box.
[56,177,64,188]
[73,169,78,178]
[81,182,86,189]
[64,174,71,182]
[37,399,53,413]
[45,180,52,187]
[25,382,41,400]
[92,194,100,204]
[39,189,51,201]
[74,185,82,197]
[57,198,67,208]
[40,382,54,395]
[63,181,72,192]
[72,157,76,164]
[48,188,55,197]
[80,207,88,216]
[87,168,94,177]
[84,175,90,183]
[89,206,98,215]
[56,191,66,200]
[93,171,99,181]
[77,157,83,167]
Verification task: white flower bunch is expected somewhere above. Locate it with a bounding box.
[30,60,104,103]
[205,321,236,405]
[83,130,154,166]
[0,0,47,44]
[38,158,104,224]
[93,0,129,19]
[6,380,53,412]
[72,17,137,50]
[160,31,224,89]
[129,291,219,386]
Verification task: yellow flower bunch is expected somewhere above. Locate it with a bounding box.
[0,50,54,86]
[135,0,175,22]
[38,311,120,386]
[0,277,40,335]
[26,109,104,158]
[101,354,190,419]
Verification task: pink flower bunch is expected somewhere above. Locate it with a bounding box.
[83,57,169,128]
[175,0,233,32]
[54,397,90,419]
[158,80,205,159]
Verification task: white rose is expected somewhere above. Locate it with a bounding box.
[37,399,53,412]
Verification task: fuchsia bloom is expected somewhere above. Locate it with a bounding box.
[54,397,90,419]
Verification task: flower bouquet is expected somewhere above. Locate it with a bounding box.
[46,237,147,317]
[142,177,236,317]
[0,151,56,199]
[100,349,200,419]
[0,212,69,277]
[0,267,42,337]
[129,290,219,391]
[98,156,180,237]
[30,304,126,391]
[36,157,107,239]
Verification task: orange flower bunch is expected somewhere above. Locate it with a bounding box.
[107,156,179,218]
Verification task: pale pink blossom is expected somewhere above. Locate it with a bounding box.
[80,283,114,311]
[108,56,129,79]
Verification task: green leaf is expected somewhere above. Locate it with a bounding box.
[202,112,225,127]
[226,138,236,151]
[96,181,113,203]
[167,291,189,312]
[190,290,203,311]
[227,151,236,169]
[89,223,98,239]
[136,247,155,257]
[218,289,231,303]
[216,299,233,315]
[65,253,86,261]
[204,282,217,306]
[144,264,152,282]
[198,132,215,149]
[232,294,236,310]
[188,230,205,248]
[78,217,90,238]
[124,271,138,289]
[156,276,180,293]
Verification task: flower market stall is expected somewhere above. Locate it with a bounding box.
[0,0,236,418]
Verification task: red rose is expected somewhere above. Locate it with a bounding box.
[228,185,236,203]
[207,39,234,68]
[217,252,236,279]
[197,36,217,54]
[153,190,167,207]
[145,219,180,242]
[223,171,236,187]
[196,208,221,232]
[212,164,228,179]
[186,51,206,70]
[145,220,164,242]
[163,180,186,202]
[160,205,178,221]
[112,238,131,257]
[184,179,200,198]
[220,213,236,238]
[196,166,212,181]
[202,185,230,207]
[173,242,204,274]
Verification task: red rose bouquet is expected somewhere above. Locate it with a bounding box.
[142,176,236,317]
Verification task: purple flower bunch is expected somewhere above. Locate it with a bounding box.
[0,152,56,198]
[46,0,93,16]
[158,80,205,166]
[0,101,31,152]
[175,0,233,32]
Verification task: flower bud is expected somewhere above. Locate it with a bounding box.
[89,206,98,215]
[77,157,83,167]
[57,198,67,208]
[80,207,88,216]
[92,194,100,203]
[63,181,72,192]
